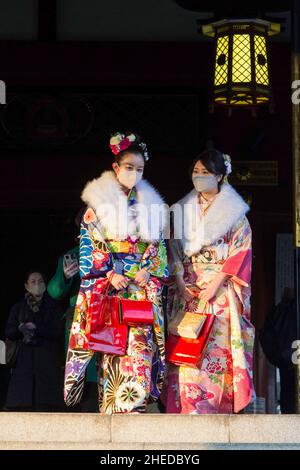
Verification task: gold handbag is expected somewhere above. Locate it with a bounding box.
[168,311,207,339]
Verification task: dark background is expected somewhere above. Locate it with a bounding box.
[0,0,294,410]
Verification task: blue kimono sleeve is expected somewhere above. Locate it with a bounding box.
[79,209,113,280]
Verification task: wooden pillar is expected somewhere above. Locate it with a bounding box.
[292,0,300,413]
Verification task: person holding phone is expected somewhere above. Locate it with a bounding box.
[162,149,255,414]
[64,132,169,414]
[48,248,80,352]
[48,213,98,412]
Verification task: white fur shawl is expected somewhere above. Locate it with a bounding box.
[81,171,168,242]
[172,183,249,257]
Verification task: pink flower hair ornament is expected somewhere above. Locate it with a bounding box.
[109,132,149,160]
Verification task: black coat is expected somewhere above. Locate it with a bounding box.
[5,293,64,408]
[259,298,297,368]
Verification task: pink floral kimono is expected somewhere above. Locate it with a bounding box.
[162,183,255,414]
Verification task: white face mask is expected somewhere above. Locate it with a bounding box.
[192,175,218,193]
[26,283,46,298]
[117,168,143,189]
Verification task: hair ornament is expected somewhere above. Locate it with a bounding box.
[109,132,149,160]
[223,153,232,175]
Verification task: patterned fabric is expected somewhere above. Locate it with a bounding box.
[98,326,153,413]
[162,216,255,414]
[25,292,43,313]
[64,188,168,413]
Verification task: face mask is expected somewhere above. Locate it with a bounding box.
[192,175,218,193]
[26,283,46,298]
[117,168,143,189]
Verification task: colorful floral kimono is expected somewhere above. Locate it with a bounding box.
[64,171,168,413]
[162,183,255,414]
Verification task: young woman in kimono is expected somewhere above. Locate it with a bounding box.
[64,132,169,413]
[162,149,255,414]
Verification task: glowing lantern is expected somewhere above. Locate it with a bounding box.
[202,19,280,113]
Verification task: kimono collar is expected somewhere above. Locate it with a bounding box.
[173,183,250,257]
[81,170,167,242]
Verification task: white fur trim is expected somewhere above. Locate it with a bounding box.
[172,183,249,257]
[81,171,168,242]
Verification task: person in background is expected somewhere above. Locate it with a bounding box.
[260,287,297,414]
[5,270,63,411]
[47,210,98,412]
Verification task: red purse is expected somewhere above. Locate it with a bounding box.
[119,298,154,325]
[166,314,215,369]
[88,275,128,356]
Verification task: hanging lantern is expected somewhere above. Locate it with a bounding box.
[202,19,280,114]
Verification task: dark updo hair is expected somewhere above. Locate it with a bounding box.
[113,132,148,165]
[74,206,86,229]
[25,270,47,285]
[190,148,227,186]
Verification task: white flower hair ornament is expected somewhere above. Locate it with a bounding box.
[223,154,232,176]
[139,142,150,161]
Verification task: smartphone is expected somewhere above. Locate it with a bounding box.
[63,253,78,269]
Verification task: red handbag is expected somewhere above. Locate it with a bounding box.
[166,314,215,369]
[88,275,128,356]
[119,298,154,325]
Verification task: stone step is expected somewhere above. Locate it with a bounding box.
[0,413,299,450]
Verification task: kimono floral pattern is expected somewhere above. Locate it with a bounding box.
[162,216,255,414]
[64,188,168,413]
[98,326,154,413]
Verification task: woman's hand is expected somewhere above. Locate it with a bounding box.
[63,260,79,280]
[109,272,129,290]
[134,268,150,287]
[198,272,229,303]
[180,287,195,302]
[18,322,36,344]
[198,282,219,302]
[176,276,195,302]
[25,322,36,330]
